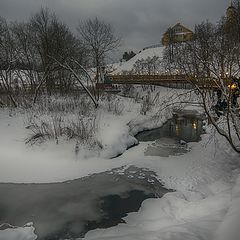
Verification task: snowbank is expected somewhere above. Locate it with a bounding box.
[0,87,184,183]
[82,189,231,240]
[81,129,240,240]
[79,169,240,240]
[77,121,240,240]
[0,223,36,240]
[214,173,240,240]
[1,86,240,240]
[112,46,164,74]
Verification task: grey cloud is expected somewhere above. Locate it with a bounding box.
[0,0,228,53]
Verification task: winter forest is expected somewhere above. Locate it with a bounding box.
[0,0,240,240]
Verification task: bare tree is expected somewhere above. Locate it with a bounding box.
[10,21,40,92]
[48,56,99,108]
[132,56,162,75]
[163,17,240,153]
[77,17,120,99]
[0,17,17,107]
[30,7,80,95]
[0,8,90,106]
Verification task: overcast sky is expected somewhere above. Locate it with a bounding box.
[0,0,229,56]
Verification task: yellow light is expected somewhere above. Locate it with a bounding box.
[228,83,237,90]
[176,124,179,136]
[192,122,197,129]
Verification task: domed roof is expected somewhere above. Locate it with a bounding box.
[227,5,236,10]
[227,1,236,11]
[226,2,237,18]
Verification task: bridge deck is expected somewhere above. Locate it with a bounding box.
[107,74,228,89]
[108,74,189,84]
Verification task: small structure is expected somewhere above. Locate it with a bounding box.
[161,23,194,46]
[96,74,113,90]
[96,72,120,92]
[225,1,238,32]
[226,2,237,24]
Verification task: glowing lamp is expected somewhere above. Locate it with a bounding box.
[227,83,237,90]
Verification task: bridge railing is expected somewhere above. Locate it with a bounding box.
[108,74,189,83]
[107,74,232,89]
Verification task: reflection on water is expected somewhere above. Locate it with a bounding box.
[135,112,204,157]
[0,112,202,238]
[136,113,204,143]
[0,167,169,240]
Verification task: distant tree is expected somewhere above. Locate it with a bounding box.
[133,56,162,75]
[30,7,79,95]
[122,51,136,61]
[10,21,40,92]
[0,7,90,107]
[122,52,129,61]
[0,17,17,107]
[77,17,121,99]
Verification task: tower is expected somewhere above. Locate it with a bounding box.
[226,1,237,28]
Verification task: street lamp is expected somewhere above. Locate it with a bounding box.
[227,83,237,90]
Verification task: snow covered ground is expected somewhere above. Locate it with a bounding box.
[0,84,240,240]
[0,223,36,240]
[111,46,164,74]
[80,128,240,240]
[0,102,240,240]
[0,86,187,183]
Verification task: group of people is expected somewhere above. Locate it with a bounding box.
[214,77,240,117]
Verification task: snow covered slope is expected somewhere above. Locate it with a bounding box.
[112,46,165,74]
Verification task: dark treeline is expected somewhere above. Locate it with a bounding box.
[0,7,120,107]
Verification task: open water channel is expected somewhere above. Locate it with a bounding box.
[0,111,204,240]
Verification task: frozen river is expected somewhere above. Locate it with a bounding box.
[0,111,204,239]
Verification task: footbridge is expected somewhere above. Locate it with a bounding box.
[107,74,190,85]
[106,74,222,89]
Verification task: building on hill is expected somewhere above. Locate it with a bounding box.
[226,1,237,23]
[161,23,194,46]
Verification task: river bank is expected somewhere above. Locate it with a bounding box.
[0,87,239,240]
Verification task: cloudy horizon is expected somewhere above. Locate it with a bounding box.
[0,0,229,57]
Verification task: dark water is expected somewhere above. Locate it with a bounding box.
[135,111,204,157]
[0,112,203,239]
[136,112,204,143]
[0,167,168,240]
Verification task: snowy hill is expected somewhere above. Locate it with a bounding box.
[111,46,165,74]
